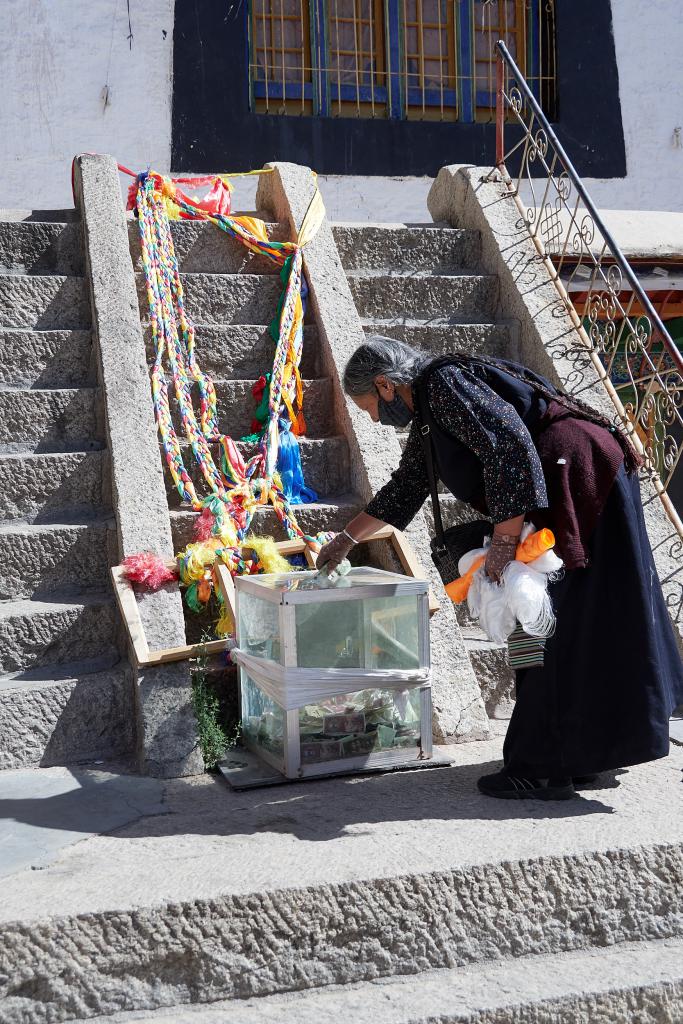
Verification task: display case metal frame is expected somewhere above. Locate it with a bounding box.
[233,565,434,780]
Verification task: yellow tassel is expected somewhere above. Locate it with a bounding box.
[215,607,234,637]
[243,535,293,575]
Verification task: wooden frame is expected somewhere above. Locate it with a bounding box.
[110,525,438,668]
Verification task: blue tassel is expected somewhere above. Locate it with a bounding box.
[276,418,317,504]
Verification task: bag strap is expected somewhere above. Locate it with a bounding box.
[414,382,447,550]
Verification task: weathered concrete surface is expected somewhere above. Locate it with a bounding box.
[128,219,287,275]
[139,273,284,326]
[0,520,114,600]
[196,377,333,439]
[257,163,488,743]
[332,223,480,270]
[347,269,498,320]
[0,666,134,770]
[74,154,201,778]
[0,220,84,275]
[0,387,99,446]
[0,274,90,329]
[360,318,520,361]
[429,165,683,645]
[144,323,320,380]
[0,450,105,522]
[170,498,362,550]
[0,329,94,388]
[0,595,118,673]
[167,436,350,506]
[1,738,682,1022]
[64,939,683,1024]
[0,766,166,877]
[463,631,516,719]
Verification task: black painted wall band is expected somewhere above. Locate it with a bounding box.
[171,0,625,179]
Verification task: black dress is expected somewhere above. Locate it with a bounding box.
[366,354,683,776]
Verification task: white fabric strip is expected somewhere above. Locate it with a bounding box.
[230,648,431,710]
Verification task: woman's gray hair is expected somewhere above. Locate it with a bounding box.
[343,335,430,396]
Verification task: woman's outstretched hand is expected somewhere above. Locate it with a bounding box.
[485,533,520,584]
[316,532,355,571]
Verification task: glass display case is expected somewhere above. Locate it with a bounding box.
[233,567,432,779]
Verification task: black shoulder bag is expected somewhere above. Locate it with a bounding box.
[413,384,491,586]
[414,381,545,669]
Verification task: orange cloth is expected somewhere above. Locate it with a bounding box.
[445,529,555,604]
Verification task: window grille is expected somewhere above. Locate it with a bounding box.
[248,0,556,120]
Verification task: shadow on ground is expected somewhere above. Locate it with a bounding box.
[0,755,624,853]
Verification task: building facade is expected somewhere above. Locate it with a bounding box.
[1,0,681,214]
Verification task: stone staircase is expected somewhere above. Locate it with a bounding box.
[126,212,514,718]
[332,221,517,717]
[0,212,132,771]
[2,173,683,1024]
[127,215,363,560]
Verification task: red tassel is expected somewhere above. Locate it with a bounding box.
[193,505,217,541]
[123,552,177,590]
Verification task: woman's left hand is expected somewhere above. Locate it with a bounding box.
[485,533,519,584]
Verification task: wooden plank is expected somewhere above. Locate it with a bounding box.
[389,529,440,615]
[110,565,151,666]
[215,563,237,626]
[141,638,228,667]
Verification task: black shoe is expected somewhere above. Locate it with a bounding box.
[572,774,599,788]
[478,769,576,801]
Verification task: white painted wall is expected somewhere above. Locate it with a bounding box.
[1,0,681,217]
[584,0,683,212]
[0,0,174,210]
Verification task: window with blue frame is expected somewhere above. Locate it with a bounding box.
[249,0,556,120]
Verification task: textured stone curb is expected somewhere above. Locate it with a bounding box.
[2,843,682,1023]
[256,163,488,743]
[57,940,683,1023]
[73,154,202,777]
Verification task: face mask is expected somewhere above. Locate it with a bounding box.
[377,389,414,428]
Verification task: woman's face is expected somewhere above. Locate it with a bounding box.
[350,376,394,422]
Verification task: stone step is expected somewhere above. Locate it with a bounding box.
[165,436,351,507]
[2,737,682,1020]
[347,270,498,320]
[138,273,293,327]
[72,938,683,1023]
[0,274,90,329]
[463,629,515,720]
[0,661,133,770]
[0,449,105,522]
[0,519,114,600]
[128,220,289,274]
[168,378,334,440]
[0,220,84,275]
[361,318,519,361]
[170,494,363,550]
[0,387,100,446]
[0,329,94,388]
[0,208,79,222]
[144,323,320,380]
[332,222,481,271]
[0,594,119,674]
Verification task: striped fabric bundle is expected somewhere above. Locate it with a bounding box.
[506,625,546,670]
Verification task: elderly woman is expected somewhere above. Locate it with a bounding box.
[317,336,683,800]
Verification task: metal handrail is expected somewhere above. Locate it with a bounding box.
[495,39,683,376]
[492,38,683,536]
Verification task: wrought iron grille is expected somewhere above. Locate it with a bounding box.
[249,0,556,119]
[493,39,683,534]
